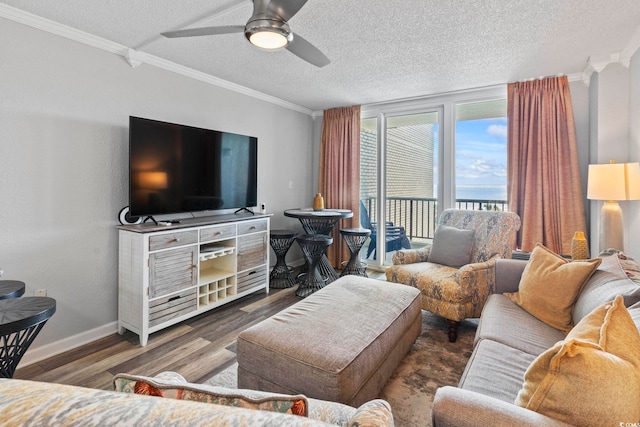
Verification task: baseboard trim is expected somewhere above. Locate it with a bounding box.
[19,321,119,368]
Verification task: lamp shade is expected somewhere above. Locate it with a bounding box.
[587,162,640,201]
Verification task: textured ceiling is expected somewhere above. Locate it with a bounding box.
[3,0,640,111]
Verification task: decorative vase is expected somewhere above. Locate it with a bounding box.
[313,193,324,211]
[571,231,589,260]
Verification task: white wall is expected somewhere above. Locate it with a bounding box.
[627,49,640,258]
[588,58,640,257]
[569,80,591,239]
[0,18,315,362]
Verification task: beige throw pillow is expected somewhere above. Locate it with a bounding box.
[505,243,601,333]
[515,295,640,426]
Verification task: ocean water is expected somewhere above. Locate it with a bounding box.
[456,185,507,201]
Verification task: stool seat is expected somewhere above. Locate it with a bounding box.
[270,229,298,239]
[339,227,372,237]
[269,230,298,289]
[295,234,333,298]
[339,228,371,277]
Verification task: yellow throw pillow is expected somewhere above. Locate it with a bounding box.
[515,295,640,426]
[505,243,601,333]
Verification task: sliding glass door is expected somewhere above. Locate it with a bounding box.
[360,110,440,267]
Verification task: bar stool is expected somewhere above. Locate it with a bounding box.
[295,234,333,298]
[339,228,372,277]
[269,230,298,289]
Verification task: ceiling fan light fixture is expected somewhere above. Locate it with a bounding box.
[245,19,292,50]
[249,30,288,49]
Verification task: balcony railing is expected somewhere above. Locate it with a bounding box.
[362,197,508,240]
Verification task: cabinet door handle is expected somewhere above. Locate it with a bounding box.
[249,226,256,230]
[214,231,222,236]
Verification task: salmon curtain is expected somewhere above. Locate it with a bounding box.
[319,105,361,268]
[507,76,586,255]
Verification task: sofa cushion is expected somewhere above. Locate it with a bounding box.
[572,249,640,325]
[475,294,566,356]
[458,339,537,404]
[505,243,601,333]
[114,372,308,416]
[428,225,475,268]
[515,295,640,427]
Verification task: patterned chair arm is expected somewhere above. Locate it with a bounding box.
[456,256,500,296]
[392,246,431,265]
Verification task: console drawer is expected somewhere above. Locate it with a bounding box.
[237,267,267,294]
[238,219,268,235]
[149,231,198,251]
[200,224,236,243]
[149,288,197,328]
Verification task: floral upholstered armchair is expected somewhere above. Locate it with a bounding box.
[386,209,521,342]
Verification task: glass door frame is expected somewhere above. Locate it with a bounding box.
[361,102,445,269]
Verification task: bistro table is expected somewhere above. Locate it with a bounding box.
[284,208,353,284]
[0,297,56,378]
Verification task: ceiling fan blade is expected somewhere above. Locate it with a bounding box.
[286,33,330,68]
[162,25,244,38]
[265,0,309,21]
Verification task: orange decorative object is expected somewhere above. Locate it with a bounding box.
[313,193,324,211]
[571,231,589,260]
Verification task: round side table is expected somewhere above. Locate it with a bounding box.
[295,234,333,298]
[339,228,371,277]
[269,230,298,289]
[0,297,56,378]
[0,281,26,300]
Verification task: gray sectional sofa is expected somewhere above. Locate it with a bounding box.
[432,249,640,426]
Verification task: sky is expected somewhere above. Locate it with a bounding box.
[455,117,508,188]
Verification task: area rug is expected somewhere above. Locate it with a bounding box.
[205,311,477,427]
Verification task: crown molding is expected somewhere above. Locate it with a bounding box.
[0,3,313,116]
[581,53,623,86]
[581,23,640,86]
[620,24,640,68]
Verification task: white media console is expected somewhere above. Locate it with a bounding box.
[117,213,270,346]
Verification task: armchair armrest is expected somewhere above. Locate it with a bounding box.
[456,256,499,294]
[391,246,431,265]
[432,386,574,427]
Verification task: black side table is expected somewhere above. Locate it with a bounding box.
[339,228,372,277]
[295,234,333,298]
[0,297,56,378]
[269,230,298,289]
[0,281,26,300]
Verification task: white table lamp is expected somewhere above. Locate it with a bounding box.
[587,161,640,251]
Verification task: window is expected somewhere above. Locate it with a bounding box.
[454,100,508,211]
[359,86,507,268]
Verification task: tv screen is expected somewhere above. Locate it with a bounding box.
[129,116,257,217]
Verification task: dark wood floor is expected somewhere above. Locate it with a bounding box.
[15,271,386,390]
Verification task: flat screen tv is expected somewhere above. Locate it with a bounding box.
[129,116,257,218]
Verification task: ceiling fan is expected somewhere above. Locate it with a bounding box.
[161,0,330,68]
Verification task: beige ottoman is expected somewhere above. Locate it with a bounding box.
[236,276,422,407]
